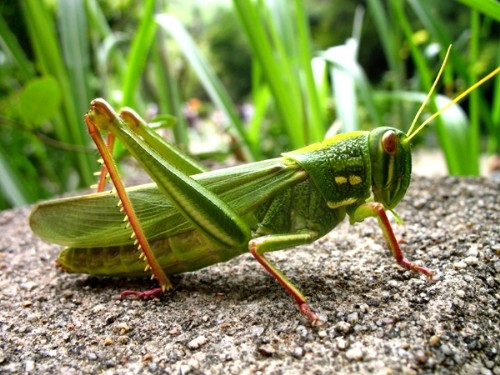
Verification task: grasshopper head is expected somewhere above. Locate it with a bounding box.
[368,127,412,209]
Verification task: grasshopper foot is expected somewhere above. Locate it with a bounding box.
[120,287,164,300]
[299,302,320,323]
[398,258,436,282]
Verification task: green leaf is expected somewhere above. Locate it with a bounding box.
[455,0,500,22]
[19,76,62,127]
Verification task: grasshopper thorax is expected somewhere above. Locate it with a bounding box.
[368,127,412,210]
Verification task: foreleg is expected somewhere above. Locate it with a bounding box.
[350,202,434,279]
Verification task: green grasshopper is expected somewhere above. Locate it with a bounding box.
[29,50,499,323]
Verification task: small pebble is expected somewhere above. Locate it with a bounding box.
[104,337,113,346]
[25,360,35,373]
[251,325,265,337]
[414,349,427,364]
[87,352,97,361]
[118,335,129,345]
[115,323,130,335]
[345,347,363,361]
[401,368,417,375]
[456,290,466,298]
[149,362,158,371]
[429,335,440,346]
[317,330,327,338]
[453,261,467,270]
[387,279,399,288]
[296,325,308,337]
[467,246,479,257]
[347,312,359,324]
[169,326,181,336]
[381,317,394,326]
[143,353,152,362]
[22,281,37,291]
[187,336,207,350]
[62,290,74,299]
[292,346,304,358]
[337,338,349,350]
[336,321,352,334]
[493,244,500,255]
[93,304,106,313]
[26,314,39,323]
[440,344,452,356]
[485,277,495,287]
[484,359,495,369]
[413,199,426,209]
[359,304,369,313]
[463,256,479,266]
[187,359,200,370]
[258,344,275,357]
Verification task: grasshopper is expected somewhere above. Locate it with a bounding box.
[29,49,499,323]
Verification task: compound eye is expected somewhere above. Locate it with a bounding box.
[382,130,397,155]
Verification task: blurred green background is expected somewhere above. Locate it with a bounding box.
[0,0,498,210]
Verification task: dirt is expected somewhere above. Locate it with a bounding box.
[0,176,498,374]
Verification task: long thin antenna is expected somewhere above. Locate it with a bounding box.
[406,45,452,138]
[406,66,500,142]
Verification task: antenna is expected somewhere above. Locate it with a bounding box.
[406,66,500,142]
[406,45,452,138]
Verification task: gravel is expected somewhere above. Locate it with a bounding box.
[0,176,498,374]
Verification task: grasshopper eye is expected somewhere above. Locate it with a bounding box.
[382,130,397,155]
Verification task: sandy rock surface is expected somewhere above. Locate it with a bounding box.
[0,176,498,374]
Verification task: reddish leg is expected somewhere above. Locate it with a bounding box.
[351,202,435,280]
[85,103,172,296]
[95,133,116,192]
[248,232,321,324]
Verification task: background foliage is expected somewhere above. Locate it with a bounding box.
[0,0,498,209]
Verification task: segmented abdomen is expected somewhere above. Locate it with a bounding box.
[57,229,246,277]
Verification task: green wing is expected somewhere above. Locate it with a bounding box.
[29,158,305,248]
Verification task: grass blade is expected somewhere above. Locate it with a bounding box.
[156,13,257,160]
[121,0,157,108]
[294,0,325,142]
[233,0,305,148]
[59,0,92,117]
[0,152,29,207]
[455,0,500,22]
